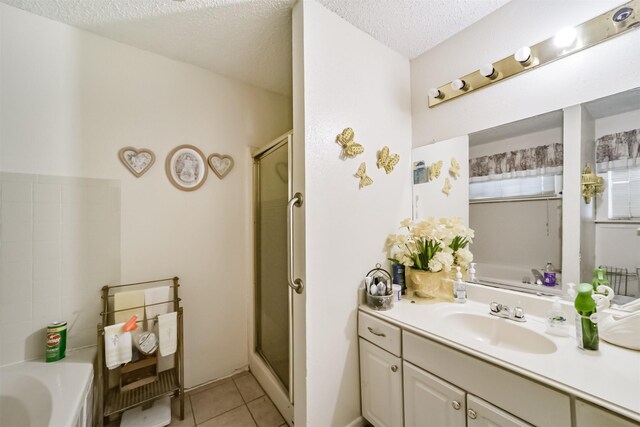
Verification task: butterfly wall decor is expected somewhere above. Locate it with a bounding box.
[442,177,452,196]
[449,157,460,178]
[376,146,400,174]
[336,128,364,158]
[355,162,373,189]
[429,160,443,181]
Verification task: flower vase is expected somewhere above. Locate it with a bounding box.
[407,268,456,301]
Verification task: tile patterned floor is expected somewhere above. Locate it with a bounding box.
[169,372,287,427]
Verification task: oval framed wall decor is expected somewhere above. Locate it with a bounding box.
[165,145,208,191]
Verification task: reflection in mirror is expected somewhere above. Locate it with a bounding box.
[584,88,640,305]
[468,111,564,296]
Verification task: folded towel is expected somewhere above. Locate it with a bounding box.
[144,286,172,323]
[114,290,145,324]
[158,312,177,356]
[104,323,132,369]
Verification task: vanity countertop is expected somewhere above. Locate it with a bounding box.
[359,287,640,422]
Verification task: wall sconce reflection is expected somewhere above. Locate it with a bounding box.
[581,164,605,204]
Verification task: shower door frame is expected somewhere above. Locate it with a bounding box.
[249,131,294,425]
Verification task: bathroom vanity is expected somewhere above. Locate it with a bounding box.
[358,284,640,427]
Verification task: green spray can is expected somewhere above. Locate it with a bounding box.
[46,321,67,362]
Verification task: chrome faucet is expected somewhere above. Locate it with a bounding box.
[489,302,526,322]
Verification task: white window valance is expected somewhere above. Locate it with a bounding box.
[596,128,640,173]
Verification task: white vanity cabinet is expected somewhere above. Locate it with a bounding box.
[359,309,639,427]
[466,395,532,427]
[403,361,466,426]
[359,339,403,427]
[358,312,403,427]
[575,399,639,427]
[403,360,531,427]
[402,329,570,426]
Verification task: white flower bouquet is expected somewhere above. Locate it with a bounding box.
[387,217,474,272]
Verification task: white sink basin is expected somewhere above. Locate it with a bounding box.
[445,312,557,354]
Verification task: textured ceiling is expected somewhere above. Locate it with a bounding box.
[1,0,296,95]
[0,0,510,97]
[316,0,511,59]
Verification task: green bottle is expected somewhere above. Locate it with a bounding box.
[591,268,609,293]
[574,283,599,351]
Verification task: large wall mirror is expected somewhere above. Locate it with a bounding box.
[582,88,640,304]
[468,111,564,295]
[411,87,640,303]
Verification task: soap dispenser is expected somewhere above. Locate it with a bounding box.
[454,266,466,304]
[468,263,478,283]
[546,297,568,337]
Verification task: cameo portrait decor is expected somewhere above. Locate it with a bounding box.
[165,145,208,191]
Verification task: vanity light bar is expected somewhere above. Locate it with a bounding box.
[427,0,640,108]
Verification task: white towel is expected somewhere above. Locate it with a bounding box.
[158,312,177,356]
[104,323,132,370]
[114,290,145,324]
[144,286,172,323]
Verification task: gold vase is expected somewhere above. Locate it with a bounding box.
[407,268,455,301]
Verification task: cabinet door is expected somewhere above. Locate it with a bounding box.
[359,338,403,427]
[467,395,532,427]
[575,399,638,427]
[403,361,466,427]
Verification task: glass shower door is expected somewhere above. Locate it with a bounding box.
[254,141,290,392]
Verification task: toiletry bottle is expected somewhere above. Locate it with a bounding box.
[546,296,568,336]
[468,263,478,283]
[454,266,466,303]
[544,262,556,287]
[574,283,599,351]
[392,263,406,295]
[591,268,609,293]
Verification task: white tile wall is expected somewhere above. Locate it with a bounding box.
[0,172,121,366]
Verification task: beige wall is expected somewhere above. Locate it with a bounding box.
[297,1,412,425]
[0,4,292,387]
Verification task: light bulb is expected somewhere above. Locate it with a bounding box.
[514,46,532,65]
[451,79,467,91]
[554,27,577,48]
[480,64,497,78]
[428,88,442,98]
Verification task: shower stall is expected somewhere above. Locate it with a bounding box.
[250,131,301,424]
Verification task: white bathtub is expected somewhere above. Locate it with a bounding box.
[0,347,95,427]
[475,262,563,296]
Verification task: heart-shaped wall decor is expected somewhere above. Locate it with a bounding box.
[207,153,235,179]
[118,147,156,177]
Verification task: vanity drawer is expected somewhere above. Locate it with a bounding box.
[358,312,401,357]
[403,331,571,427]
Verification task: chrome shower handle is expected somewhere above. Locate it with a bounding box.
[287,192,304,294]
